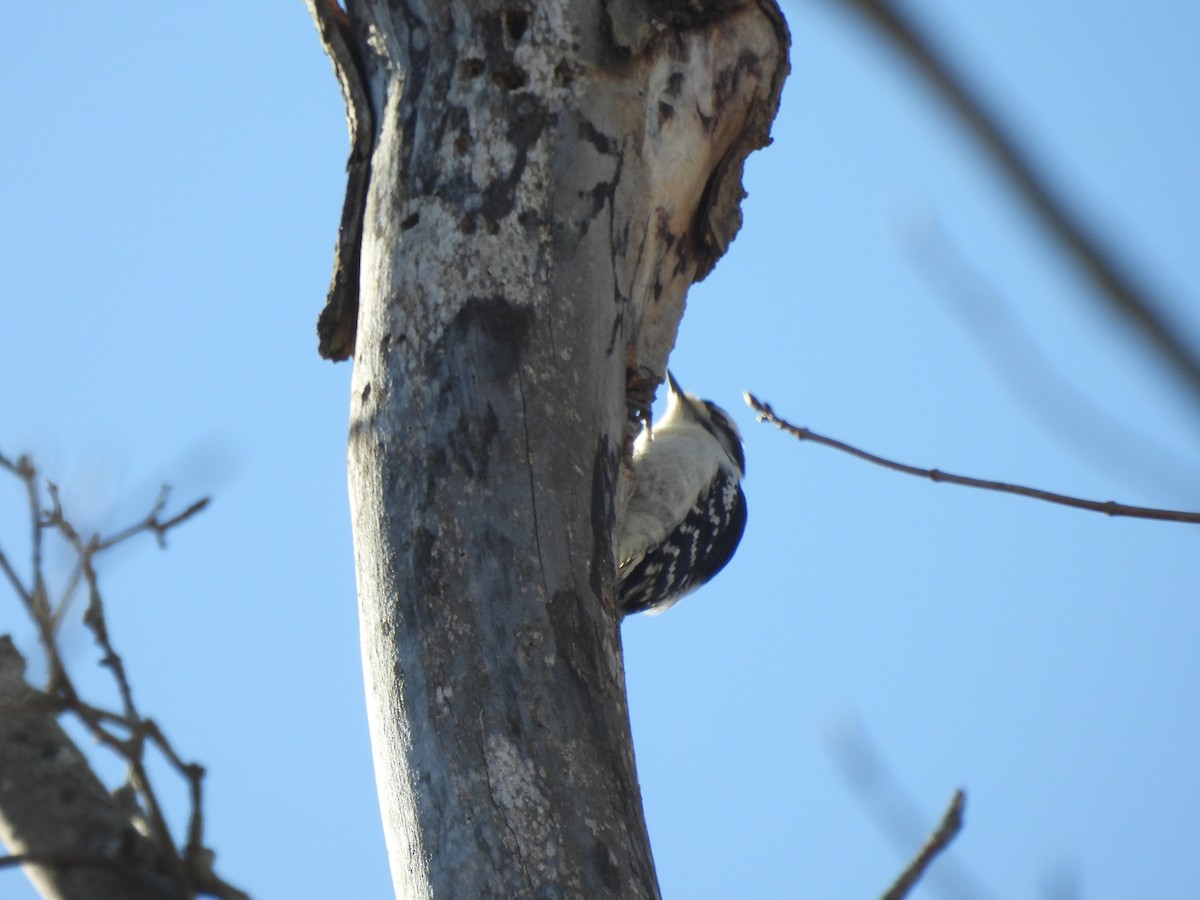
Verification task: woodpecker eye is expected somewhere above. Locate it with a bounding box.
[701,404,745,476]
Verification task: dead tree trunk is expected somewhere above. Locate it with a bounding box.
[307,1,787,895]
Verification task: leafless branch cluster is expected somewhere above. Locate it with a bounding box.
[0,452,245,899]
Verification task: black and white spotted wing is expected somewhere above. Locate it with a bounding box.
[619,472,748,615]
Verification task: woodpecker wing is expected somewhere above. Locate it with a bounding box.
[619,472,747,615]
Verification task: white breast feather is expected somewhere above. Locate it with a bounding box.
[619,422,729,568]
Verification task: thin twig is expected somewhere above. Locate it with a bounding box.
[832,0,1200,409]
[746,394,1200,524]
[829,719,995,900]
[0,548,30,606]
[19,458,49,619]
[127,756,189,896]
[897,213,1200,496]
[50,492,209,629]
[880,790,966,900]
[40,486,189,894]
[50,558,86,630]
[72,699,137,731]
[94,489,210,552]
[0,457,37,605]
[142,717,208,857]
[5,471,75,692]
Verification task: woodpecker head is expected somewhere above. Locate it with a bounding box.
[661,371,746,476]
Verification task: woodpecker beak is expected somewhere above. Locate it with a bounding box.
[663,370,693,421]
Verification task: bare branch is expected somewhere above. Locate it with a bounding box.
[37,485,193,894]
[880,790,966,900]
[832,0,1200,408]
[0,549,29,608]
[897,213,1200,496]
[746,394,1200,524]
[829,719,995,900]
[94,488,211,552]
[49,490,210,629]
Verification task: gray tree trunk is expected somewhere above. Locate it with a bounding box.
[309,1,787,895]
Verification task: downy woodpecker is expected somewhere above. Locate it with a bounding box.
[618,372,747,615]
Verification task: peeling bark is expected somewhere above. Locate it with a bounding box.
[308,0,787,895]
[307,0,374,361]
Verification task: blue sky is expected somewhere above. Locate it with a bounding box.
[3,2,1198,898]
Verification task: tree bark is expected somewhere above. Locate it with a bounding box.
[0,637,175,900]
[312,0,787,895]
